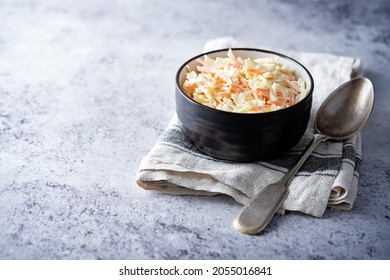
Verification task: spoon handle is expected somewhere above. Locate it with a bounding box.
[282,133,329,186]
[233,133,329,235]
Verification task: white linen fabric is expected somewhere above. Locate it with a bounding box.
[136,37,363,217]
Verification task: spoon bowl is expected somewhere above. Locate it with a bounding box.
[234,77,374,235]
[316,77,374,140]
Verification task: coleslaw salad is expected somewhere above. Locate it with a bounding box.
[183,49,308,113]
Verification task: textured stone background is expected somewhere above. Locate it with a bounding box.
[0,0,389,259]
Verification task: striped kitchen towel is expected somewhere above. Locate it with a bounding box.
[136,37,363,217]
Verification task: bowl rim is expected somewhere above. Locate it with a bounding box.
[176,47,314,116]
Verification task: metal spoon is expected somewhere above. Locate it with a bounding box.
[233,77,374,235]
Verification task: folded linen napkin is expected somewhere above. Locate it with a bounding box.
[136,37,363,217]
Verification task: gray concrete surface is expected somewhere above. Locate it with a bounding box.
[0,0,389,259]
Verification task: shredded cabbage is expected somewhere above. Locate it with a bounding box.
[183,49,308,113]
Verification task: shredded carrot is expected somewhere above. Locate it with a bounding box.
[247,68,266,75]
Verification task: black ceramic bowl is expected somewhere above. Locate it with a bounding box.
[175,48,314,162]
